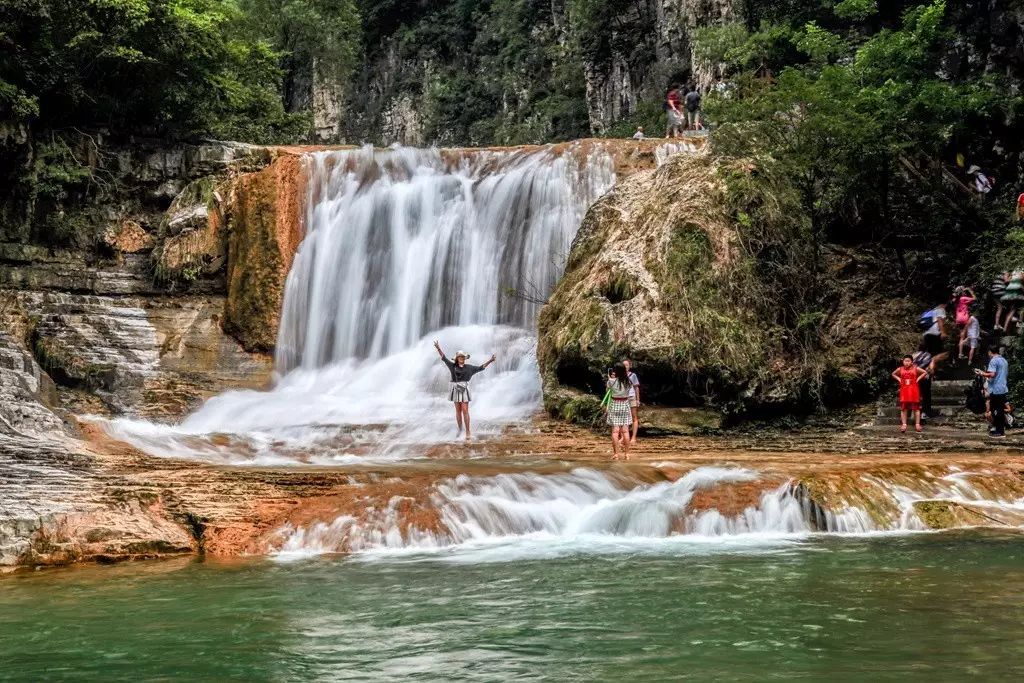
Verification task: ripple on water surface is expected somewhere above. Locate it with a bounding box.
[3,534,1024,681]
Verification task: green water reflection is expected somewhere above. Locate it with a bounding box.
[2,533,1024,681]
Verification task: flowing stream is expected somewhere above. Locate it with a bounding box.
[104,144,616,463]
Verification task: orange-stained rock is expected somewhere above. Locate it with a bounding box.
[223,154,305,352]
[104,219,155,254]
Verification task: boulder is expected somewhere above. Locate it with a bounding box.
[538,151,915,426]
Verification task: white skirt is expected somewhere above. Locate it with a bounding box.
[449,382,471,403]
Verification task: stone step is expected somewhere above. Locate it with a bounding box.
[930,380,973,398]
[877,404,977,419]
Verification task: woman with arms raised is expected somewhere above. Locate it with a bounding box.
[434,341,496,441]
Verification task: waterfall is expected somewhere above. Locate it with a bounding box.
[277,146,614,371]
[102,144,616,463]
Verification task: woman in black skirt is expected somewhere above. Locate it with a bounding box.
[434,341,496,441]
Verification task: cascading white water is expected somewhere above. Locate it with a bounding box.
[277,146,613,370]
[271,466,822,562]
[272,466,1024,562]
[102,144,616,463]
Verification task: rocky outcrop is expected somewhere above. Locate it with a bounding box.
[223,154,306,352]
[538,150,916,425]
[4,290,270,417]
[153,176,229,286]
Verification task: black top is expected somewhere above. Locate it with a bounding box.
[442,357,486,382]
[685,90,701,111]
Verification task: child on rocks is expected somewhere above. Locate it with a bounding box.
[892,355,928,433]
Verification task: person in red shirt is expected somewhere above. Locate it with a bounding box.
[892,355,928,433]
[1017,192,1024,220]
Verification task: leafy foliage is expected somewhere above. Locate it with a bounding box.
[0,0,360,142]
[702,1,1021,298]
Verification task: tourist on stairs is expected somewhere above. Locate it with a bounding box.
[978,347,1009,438]
[920,302,948,368]
[991,272,1009,330]
[959,313,981,365]
[953,286,976,335]
[434,341,496,441]
[606,363,634,460]
[893,355,927,433]
[623,358,641,445]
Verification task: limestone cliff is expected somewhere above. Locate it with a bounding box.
[538,151,918,426]
[340,0,741,144]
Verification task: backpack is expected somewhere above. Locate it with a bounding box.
[917,308,935,331]
[965,376,986,414]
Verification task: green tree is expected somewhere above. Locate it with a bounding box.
[693,0,1021,354]
[0,0,307,141]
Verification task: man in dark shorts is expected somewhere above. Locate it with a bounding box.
[684,84,702,130]
[912,345,935,418]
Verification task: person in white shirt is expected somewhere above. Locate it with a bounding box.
[921,303,948,367]
[632,126,645,140]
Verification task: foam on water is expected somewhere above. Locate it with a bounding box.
[271,467,823,562]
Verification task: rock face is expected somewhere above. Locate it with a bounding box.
[4,290,271,417]
[537,151,916,425]
[342,0,742,143]
[223,154,306,352]
[582,0,742,134]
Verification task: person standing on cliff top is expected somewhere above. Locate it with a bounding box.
[434,341,496,441]
[623,358,641,445]
[684,84,702,131]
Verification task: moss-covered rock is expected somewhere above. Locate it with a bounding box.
[538,150,917,425]
[152,176,227,285]
[222,154,305,352]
